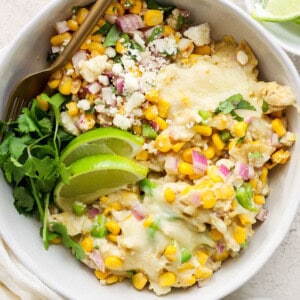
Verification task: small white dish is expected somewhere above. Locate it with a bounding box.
[245,1,300,55]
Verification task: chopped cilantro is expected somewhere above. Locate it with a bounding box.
[146,0,175,13]
[176,14,189,31]
[93,22,112,36]
[103,25,121,47]
[215,94,256,120]
[262,99,269,113]
[147,26,164,44]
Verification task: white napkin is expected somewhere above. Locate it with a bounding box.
[0,238,63,300]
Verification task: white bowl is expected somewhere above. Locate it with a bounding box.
[0,1,299,299]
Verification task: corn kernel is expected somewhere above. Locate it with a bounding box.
[158,272,176,287]
[271,118,286,137]
[194,266,213,279]
[135,150,149,161]
[106,3,125,16]
[132,272,148,290]
[111,202,122,211]
[178,262,194,272]
[178,161,194,176]
[260,167,268,184]
[67,19,78,31]
[155,117,168,130]
[76,8,89,24]
[201,190,216,209]
[154,135,172,152]
[144,10,164,27]
[164,187,176,203]
[107,234,118,243]
[254,194,265,205]
[202,146,215,159]
[196,251,209,265]
[214,184,235,200]
[172,142,185,153]
[87,42,105,54]
[183,275,196,286]
[50,32,72,46]
[182,147,200,163]
[133,125,142,135]
[100,196,109,203]
[238,214,253,226]
[104,256,124,270]
[212,133,225,151]
[271,149,290,164]
[37,96,49,111]
[145,89,159,103]
[163,25,175,37]
[144,105,158,120]
[105,275,119,285]
[212,115,227,130]
[59,75,73,95]
[194,125,212,136]
[194,45,211,55]
[249,178,258,189]
[207,166,223,182]
[129,0,142,14]
[116,40,126,54]
[94,269,109,280]
[48,79,60,89]
[233,225,246,244]
[209,228,223,241]
[214,250,229,261]
[80,237,93,252]
[106,220,121,235]
[66,101,79,116]
[157,98,170,118]
[143,216,153,228]
[233,121,248,138]
[164,245,177,261]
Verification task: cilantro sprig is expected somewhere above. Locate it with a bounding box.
[215,94,256,121]
[0,93,73,249]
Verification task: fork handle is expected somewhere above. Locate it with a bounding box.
[51,0,113,72]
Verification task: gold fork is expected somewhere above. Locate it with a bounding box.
[5,0,112,121]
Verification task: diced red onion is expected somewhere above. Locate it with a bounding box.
[90,251,105,272]
[218,164,230,180]
[270,133,280,147]
[149,120,159,132]
[72,50,87,70]
[85,82,101,95]
[165,156,178,174]
[115,77,125,94]
[51,46,61,54]
[234,161,249,180]
[116,14,144,33]
[88,207,100,219]
[256,208,268,222]
[190,191,201,207]
[192,150,208,173]
[216,242,225,254]
[131,203,146,220]
[245,116,253,124]
[55,20,69,34]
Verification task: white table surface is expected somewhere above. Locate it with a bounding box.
[0,1,300,299]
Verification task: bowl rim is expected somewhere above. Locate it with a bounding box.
[0,0,300,299]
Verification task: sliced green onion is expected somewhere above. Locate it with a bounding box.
[72,201,86,216]
[180,248,192,263]
[142,123,158,140]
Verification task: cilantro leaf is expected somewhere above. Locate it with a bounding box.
[103,25,121,47]
[146,0,174,13]
[13,186,35,215]
[18,108,42,136]
[262,99,269,113]
[93,22,112,35]
[215,94,256,120]
[50,222,85,261]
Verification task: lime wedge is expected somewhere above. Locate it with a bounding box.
[249,0,300,22]
[54,154,148,211]
[60,128,144,166]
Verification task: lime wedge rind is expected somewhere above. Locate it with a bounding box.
[54,154,148,211]
[60,128,144,165]
[249,0,300,22]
